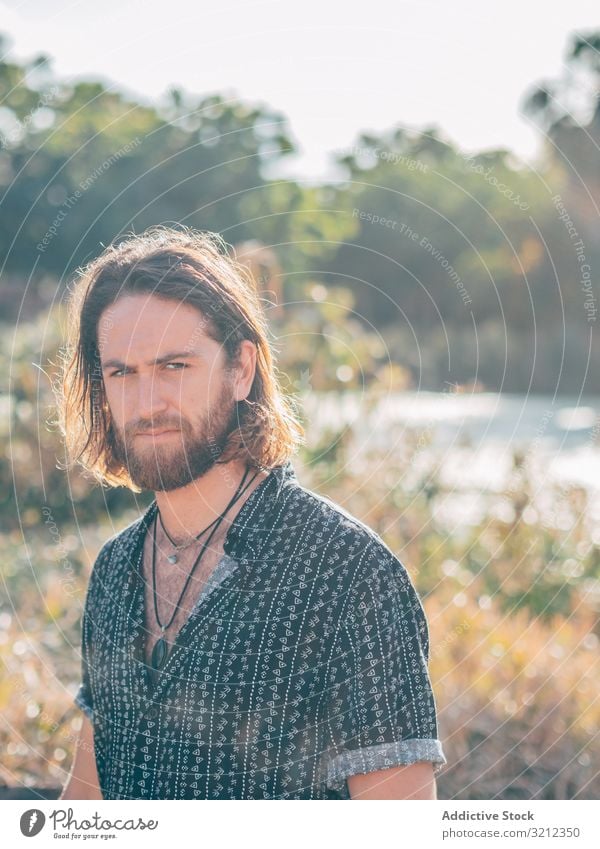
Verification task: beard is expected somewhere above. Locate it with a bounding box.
[110,380,240,492]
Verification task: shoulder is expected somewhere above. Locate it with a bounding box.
[277,475,381,538]
[278,478,413,587]
[278,476,428,627]
[87,506,152,586]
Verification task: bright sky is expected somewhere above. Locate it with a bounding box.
[1,0,598,182]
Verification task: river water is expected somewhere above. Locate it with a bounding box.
[301,390,600,532]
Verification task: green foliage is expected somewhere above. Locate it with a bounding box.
[1,27,599,798]
[0,47,354,296]
[1,31,599,390]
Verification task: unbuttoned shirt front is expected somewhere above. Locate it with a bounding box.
[75,459,447,799]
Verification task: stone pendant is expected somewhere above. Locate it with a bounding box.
[167,553,178,564]
[150,636,168,671]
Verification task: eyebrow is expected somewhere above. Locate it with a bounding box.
[101,351,201,370]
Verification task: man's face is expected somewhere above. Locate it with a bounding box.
[98,293,241,491]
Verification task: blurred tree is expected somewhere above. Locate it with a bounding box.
[0,29,598,391]
[0,38,354,320]
[522,29,600,243]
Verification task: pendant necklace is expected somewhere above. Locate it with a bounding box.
[149,464,260,678]
[158,507,222,564]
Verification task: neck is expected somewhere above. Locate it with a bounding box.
[154,458,263,545]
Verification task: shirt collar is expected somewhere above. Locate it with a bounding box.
[136,459,298,558]
[223,459,297,554]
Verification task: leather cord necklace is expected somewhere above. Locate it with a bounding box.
[149,464,259,676]
[158,504,223,564]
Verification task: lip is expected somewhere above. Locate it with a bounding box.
[136,430,179,437]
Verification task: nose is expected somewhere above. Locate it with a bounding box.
[135,371,169,422]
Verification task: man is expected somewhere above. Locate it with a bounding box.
[57,225,446,800]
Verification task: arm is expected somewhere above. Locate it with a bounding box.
[59,714,103,800]
[348,761,437,800]
[322,546,447,798]
[62,538,116,800]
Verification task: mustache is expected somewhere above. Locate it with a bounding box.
[127,418,188,435]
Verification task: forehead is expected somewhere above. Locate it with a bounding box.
[97,294,218,360]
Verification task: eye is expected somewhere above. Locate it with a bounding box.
[165,362,188,370]
[109,368,128,377]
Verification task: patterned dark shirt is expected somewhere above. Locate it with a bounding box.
[75,459,446,799]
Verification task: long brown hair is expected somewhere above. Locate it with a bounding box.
[55,225,304,491]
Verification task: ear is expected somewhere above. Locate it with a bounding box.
[231,340,257,402]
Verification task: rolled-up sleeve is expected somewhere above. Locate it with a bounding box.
[321,545,446,795]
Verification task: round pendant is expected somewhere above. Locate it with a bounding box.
[150,636,168,670]
[167,553,178,564]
